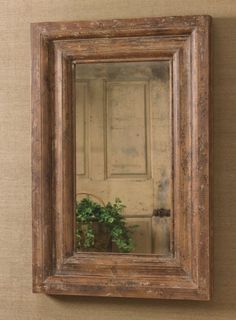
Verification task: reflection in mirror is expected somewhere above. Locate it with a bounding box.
[75,61,172,255]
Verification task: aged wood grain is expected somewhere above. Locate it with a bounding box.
[31,15,212,300]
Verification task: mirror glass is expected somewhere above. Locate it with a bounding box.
[75,61,172,255]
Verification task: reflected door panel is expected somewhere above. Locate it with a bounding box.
[75,61,172,255]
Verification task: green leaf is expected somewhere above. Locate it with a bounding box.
[75,197,137,252]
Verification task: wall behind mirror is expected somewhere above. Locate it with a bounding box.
[1,0,236,318]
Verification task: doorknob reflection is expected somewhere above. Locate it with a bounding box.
[153,208,171,217]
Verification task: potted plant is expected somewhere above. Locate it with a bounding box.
[75,194,135,253]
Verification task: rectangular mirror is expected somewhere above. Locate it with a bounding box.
[75,61,172,255]
[32,15,212,300]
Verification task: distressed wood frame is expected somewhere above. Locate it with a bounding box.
[31,15,212,300]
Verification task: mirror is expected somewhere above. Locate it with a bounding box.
[32,16,211,299]
[75,61,172,255]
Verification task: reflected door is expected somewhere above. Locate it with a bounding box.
[76,61,172,255]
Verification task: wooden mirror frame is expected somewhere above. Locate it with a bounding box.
[31,15,212,300]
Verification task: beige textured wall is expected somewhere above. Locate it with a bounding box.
[0,0,236,319]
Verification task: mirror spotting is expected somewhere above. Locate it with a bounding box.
[75,61,172,255]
